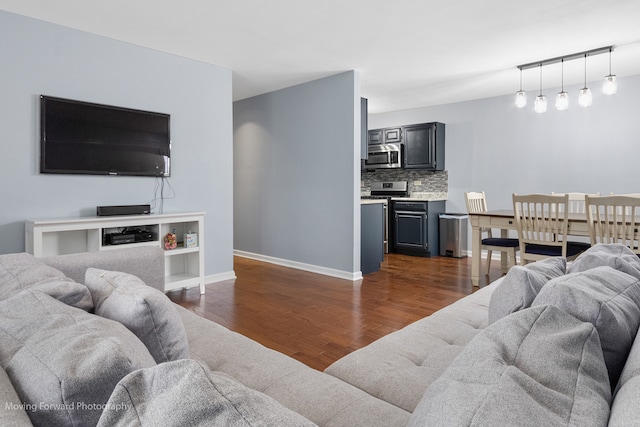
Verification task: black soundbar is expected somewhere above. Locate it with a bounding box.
[97,204,151,216]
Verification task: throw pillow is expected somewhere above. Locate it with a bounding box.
[408,305,611,427]
[568,243,640,280]
[0,252,92,310]
[84,268,189,363]
[533,266,640,388]
[98,359,318,427]
[0,289,156,427]
[487,257,566,324]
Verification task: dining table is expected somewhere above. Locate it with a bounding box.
[468,209,590,287]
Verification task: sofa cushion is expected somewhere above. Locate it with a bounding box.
[42,246,165,292]
[533,266,640,388]
[568,243,640,279]
[0,367,33,426]
[0,252,92,310]
[324,282,495,413]
[98,358,318,427]
[85,268,189,363]
[0,289,156,427]
[408,305,611,427]
[488,257,566,324]
[609,330,640,426]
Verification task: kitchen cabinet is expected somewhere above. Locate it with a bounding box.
[383,127,402,143]
[367,129,384,145]
[403,122,445,170]
[367,126,403,145]
[361,97,368,159]
[361,202,384,274]
[392,200,445,257]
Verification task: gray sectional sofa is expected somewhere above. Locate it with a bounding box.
[1,244,640,426]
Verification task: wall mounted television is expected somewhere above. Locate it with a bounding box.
[40,95,171,177]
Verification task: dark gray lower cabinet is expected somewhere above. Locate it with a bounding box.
[361,203,384,274]
[392,200,445,257]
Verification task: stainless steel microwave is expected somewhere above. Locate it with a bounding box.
[365,143,402,169]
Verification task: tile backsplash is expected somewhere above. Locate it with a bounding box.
[361,169,448,194]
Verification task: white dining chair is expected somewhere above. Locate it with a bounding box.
[585,195,640,255]
[465,191,519,275]
[551,192,600,213]
[513,193,588,264]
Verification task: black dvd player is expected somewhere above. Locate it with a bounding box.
[106,233,136,245]
[105,228,154,246]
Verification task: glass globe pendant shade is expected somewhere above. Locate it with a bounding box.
[534,94,547,113]
[515,90,527,108]
[603,74,617,95]
[555,91,569,110]
[578,87,592,107]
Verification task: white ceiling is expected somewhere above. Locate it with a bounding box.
[2,0,640,113]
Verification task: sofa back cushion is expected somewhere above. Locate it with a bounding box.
[0,289,156,427]
[488,257,566,324]
[85,268,189,363]
[568,243,640,279]
[609,331,640,426]
[98,359,318,427]
[533,266,640,388]
[0,252,92,310]
[408,305,611,427]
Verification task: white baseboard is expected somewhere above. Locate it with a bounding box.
[205,270,237,284]
[234,250,363,281]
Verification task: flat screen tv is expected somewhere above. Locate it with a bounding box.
[40,95,171,177]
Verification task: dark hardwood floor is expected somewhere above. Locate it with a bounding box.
[168,254,500,371]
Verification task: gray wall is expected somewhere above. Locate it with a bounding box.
[234,72,362,278]
[0,11,235,279]
[370,73,640,250]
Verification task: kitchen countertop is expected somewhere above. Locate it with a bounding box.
[360,192,448,202]
[360,199,387,205]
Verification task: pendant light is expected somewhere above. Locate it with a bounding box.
[534,64,547,113]
[555,59,569,110]
[515,68,527,108]
[603,47,617,95]
[578,53,592,107]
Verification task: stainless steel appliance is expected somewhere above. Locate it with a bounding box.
[364,143,402,170]
[362,181,408,253]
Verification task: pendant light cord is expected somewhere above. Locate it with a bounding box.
[539,63,542,96]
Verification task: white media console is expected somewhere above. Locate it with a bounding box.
[25,212,205,294]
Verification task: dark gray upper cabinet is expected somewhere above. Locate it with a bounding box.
[403,122,445,170]
[361,98,368,159]
[383,127,402,143]
[367,128,384,145]
[367,127,403,145]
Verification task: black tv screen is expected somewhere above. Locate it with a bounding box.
[40,95,171,177]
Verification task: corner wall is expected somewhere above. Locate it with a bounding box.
[233,72,361,279]
[0,11,235,281]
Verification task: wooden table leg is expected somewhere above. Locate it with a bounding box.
[500,228,509,274]
[471,219,480,287]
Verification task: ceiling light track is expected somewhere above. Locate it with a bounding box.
[517,46,613,71]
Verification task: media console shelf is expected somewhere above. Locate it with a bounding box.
[25,212,205,294]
